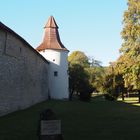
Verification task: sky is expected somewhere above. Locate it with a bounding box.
[0,0,127,66]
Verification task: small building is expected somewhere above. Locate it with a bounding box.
[36,16,69,99]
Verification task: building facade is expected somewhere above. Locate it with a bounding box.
[0,16,69,116]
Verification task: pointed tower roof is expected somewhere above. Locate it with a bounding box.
[45,16,58,28]
[36,16,68,51]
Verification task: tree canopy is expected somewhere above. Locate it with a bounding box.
[68,51,104,101]
[68,51,90,67]
[117,0,140,90]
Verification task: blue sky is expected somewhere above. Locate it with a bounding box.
[0,0,127,66]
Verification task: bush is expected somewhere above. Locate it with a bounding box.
[79,92,92,101]
[104,94,116,101]
[79,85,93,101]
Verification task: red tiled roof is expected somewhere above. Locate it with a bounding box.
[36,16,69,52]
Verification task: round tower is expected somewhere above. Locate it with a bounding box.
[36,16,69,99]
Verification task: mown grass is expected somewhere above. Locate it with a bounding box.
[118,97,140,106]
[0,97,140,140]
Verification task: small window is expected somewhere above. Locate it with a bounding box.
[54,71,58,76]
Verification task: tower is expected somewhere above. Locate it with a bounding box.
[36,16,69,99]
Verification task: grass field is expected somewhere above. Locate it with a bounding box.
[0,96,140,140]
[118,97,140,106]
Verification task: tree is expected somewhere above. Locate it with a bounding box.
[68,51,93,101]
[117,0,140,102]
[68,51,90,67]
[86,66,105,93]
[69,63,93,101]
[88,56,102,67]
[108,63,127,100]
[68,51,105,101]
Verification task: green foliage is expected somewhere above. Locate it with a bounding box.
[118,0,140,91]
[68,51,98,101]
[69,63,93,101]
[86,66,105,93]
[68,51,90,67]
[104,94,116,101]
[68,51,105,101]
[69,64,89,93]
[79,80,93,101]
[101,64,126,100]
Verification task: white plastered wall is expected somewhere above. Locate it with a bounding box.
[40,49,69,99]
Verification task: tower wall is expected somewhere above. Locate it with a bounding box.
[40,49,69,99]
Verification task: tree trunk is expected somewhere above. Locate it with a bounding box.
[122,92,124,101]
[69,90,73,101]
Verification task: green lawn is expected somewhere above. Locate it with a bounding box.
[0,97,140,140]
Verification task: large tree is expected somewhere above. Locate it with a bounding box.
[117,0,140,101]
[68,51,105,100]
[104,63,126,100]
[69,63,93,101]
[68,51,93,101]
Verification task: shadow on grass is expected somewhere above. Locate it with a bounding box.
[0,98,140,140]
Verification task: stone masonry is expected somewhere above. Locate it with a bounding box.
[0,22,49,116]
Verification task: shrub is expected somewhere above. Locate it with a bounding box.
[104,94,116,101]
[79,85,93,101]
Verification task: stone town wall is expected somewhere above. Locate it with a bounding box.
[0,28,49,116]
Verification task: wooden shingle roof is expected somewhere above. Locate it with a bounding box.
[36,16,69,52]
